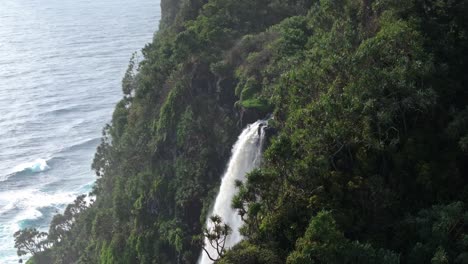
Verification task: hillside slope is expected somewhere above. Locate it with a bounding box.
[19,0,468,263]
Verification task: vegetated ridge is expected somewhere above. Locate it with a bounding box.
[16,0,468,263]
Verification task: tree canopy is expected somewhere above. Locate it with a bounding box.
[18,0,468,263]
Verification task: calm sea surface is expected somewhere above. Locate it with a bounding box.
[0,0,160,262]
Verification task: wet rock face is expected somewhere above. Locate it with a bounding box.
[190,62,216,96]
[239,107,268,128]
[263,125,277,147]
[217,77,237,107]
[239,107,270,127]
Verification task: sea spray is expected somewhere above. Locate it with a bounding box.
[198,120,267,264]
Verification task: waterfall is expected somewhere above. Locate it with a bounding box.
[198,120,267,264]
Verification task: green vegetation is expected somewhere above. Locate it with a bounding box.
[197,215,232,262]
[18,0,468,263]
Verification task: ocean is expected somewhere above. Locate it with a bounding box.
[0,0,160,262]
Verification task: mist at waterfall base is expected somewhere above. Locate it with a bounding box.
[0,1,160,262]
[199,120,267,264]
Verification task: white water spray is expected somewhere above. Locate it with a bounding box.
[198,120,267,264]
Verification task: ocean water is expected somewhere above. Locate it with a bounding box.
[0,0,160,262]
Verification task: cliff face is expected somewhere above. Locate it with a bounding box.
[24,0,468,263]
[160,0,180,26]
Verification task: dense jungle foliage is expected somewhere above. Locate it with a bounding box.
[16,0,468,263]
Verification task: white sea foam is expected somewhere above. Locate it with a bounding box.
[0,189,79,263]
[0,189,76,218]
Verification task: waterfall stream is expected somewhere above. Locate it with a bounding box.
[198,120,267,264]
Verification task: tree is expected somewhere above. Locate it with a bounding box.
[218,241,282,264]
[48,195,88,243]
[122,52,138,99]
[286,211,399,264]
[400,202,468,264]
[200,215,232,262]
[13,228,49,257]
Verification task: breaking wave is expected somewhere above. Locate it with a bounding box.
[13,159,50,174]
